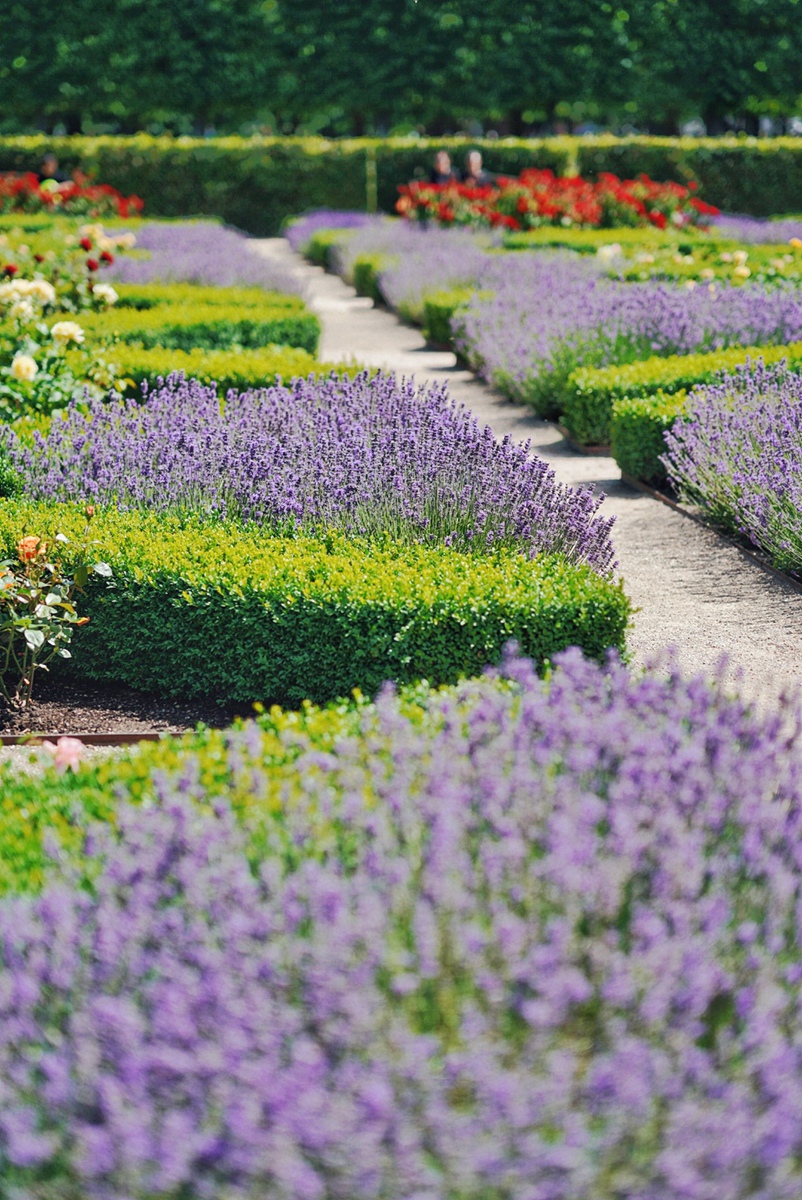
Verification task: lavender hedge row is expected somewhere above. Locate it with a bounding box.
[6,372,616,573]
[104,221,304,295]
[2,648,802,1198]
[663,359,802,572]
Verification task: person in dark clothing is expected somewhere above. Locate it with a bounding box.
[39,153,69,184]
[463,149,493,187]
[429,150,460,185]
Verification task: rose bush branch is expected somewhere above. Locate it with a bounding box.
[0,506,112,708]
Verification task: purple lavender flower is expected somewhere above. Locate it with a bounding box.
[284,209,378,253]
[2,646,802,1197]
[710,213,802,244]
[663,358,802,570]
[103,221,303,294]
[5,371,616,573]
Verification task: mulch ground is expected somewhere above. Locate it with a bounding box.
[0,675,247,737]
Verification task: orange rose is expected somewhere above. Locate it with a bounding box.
[17,535,42,562]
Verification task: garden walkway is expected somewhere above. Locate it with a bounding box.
[255,236,802,706]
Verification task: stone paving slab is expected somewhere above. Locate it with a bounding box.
[256,237,802,705]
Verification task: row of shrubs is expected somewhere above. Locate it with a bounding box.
[0,500,630,705]
[3,134,802,234]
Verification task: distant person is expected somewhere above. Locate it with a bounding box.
[429,150,460,185]
[463,150,492,188]
[38,153,69,184]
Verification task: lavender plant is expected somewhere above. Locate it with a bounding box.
[710,214,802,244]
[662,358,802,571]
[103,221,303,294]
[284,209,377,253]
[2,647,802,1198]
[6,371,617,573]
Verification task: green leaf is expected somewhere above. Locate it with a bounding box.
[92,561,113,578]
[23,628,45,650]
[74,563,89,588]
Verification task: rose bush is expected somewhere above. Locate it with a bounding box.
[398,169,720,232]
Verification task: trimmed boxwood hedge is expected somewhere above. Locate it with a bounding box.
[0,502,630,706]
[611,391,687,485]
[563,341,802,448]
[78,300,321,354]
[104,343,339,396]
[113,283,308,311]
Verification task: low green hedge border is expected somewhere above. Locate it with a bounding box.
[563,341,802,447]
[610,391,687,485]
[114,283,307,312]
[351,253,395,302]
[304,229,354,269]
[106,343,339,396]
[0,502,630,707]
[79,301,321,355]
[421,288,489,347]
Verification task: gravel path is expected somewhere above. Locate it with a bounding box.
[256,237,802,705]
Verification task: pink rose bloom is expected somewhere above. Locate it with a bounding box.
[42,736,86,773]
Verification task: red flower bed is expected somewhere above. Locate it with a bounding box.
[0,172,143,219]
[397,169,719,231]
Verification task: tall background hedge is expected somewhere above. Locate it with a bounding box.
[1,134,801,233]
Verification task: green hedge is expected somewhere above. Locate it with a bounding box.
[114,283,307,311]
[575,135,802,217]
[611,391,687,485]
[4,134,802,232]
[78,300,321,354]
[0,135,574,236]
[352,253,394,302]
[562,341,802,447]
[304,229,353,269]
[502,225,728,254]
[106,343,335,396]
[0,502,630,706]
[421,287,487,346]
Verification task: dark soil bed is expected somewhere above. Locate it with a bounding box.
[0,676,246,736]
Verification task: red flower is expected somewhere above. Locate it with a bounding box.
[2,263,17,276]
[86,258,99,271]
[33,253,45,263]
[79,237,93,251]
[100,250,114,264]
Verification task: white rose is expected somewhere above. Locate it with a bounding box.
[115,232,137,249]
[92,283,118,305]
[51,320,85,344]
[28,279,56,305]
[10,354,38,382]
[596,243,623,263]
[9,300,35,323]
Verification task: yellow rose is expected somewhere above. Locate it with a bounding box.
[10,354,38,382]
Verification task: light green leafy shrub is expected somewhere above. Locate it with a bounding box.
[562,341,802,447]
[76,301,321,354]
[0,501,631,707]
[611,391,688,484]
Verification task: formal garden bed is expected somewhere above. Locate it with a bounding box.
[290,197,802,579]
[1,166,802,1196]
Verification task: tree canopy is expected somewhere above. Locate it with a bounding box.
[0,0,800,135]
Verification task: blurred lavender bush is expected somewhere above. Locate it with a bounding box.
[663,358,802,571]
[710,214,802,244]
[103,221,303,294]
[6,371,615,573]
[2,647,802,1198]
[284,208,377,253]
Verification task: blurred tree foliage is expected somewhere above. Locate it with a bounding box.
[0,0,800,134]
